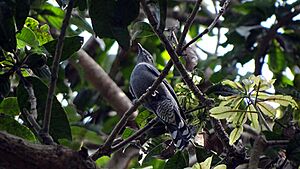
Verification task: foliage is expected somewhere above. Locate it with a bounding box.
[0,0,300,168]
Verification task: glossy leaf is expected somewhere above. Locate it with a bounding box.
[0,97,20,116]
[257,102,276,118]
[24,17,53,46]
[214,164,227,169]
[135,109,154,128]
[0,116,36,141]
[209,106,234,119]
[122,127,135,139]
[247,105,260,132]
[197,156,213,169]
[43,36,83,64]
[229,126,243,145]
[16,27,39,48]
[17,76,72,141]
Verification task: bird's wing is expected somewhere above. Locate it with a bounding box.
[143,63,184,116]
[129,84,136,99]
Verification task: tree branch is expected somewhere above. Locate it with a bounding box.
[90,61,174,160]
[43,0,74,144]
[141,1,247,167]
[182,0,231,52]
[111,118,158,152]
[16,71,53,143]
[176,0,202,54]
[0,131,97,169]
[254,6,300,75]
[141,0,208,105]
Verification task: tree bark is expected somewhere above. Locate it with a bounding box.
[0,131,97,169]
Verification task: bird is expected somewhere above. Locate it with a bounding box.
[129,43,192,150]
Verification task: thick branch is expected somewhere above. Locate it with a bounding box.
[43,0,74,143]
[0,131,97,169]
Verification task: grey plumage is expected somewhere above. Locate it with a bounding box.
[130,43,191,150]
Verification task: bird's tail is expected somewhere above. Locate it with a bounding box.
[167,120,192,150]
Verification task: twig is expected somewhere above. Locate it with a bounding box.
[184,105,206,114]
[90,61,174,160]
[111,118,158,152]
[176,0,202,54]
[23,82,38,119]
[141,0,208,105]
[42,0,74,144]
[22,109,41,134]
[141,1,247,166]
[212,0,221,55]
[182,0,231,52]
[16,70,54,143]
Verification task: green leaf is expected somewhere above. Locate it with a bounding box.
[0,97,20,116]
[25,52,47,68]
[0,116,36,141]
[24,17,53,45]
[89,0,140,49]
[263,95,298,108]
[230,111,247,128]
[69,14,94,33]
[43,36,83,64]
[164,151,189,169]
[31,65,51,80]
[17,77,72,142]
[0,1,16,52]
[229,126,243,145]
[16,27,39,48]
[247,105,260,132]
[135,109,154,128]
[222,80,244,91]
[122,127,135,139]
[257,102,276,118]
[95,156,111,168]
[214,164,227,169]
[209,106,234,119]
[268,39,286,73]
[198,156,213,169]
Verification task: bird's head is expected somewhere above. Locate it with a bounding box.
[137,43,154,64]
